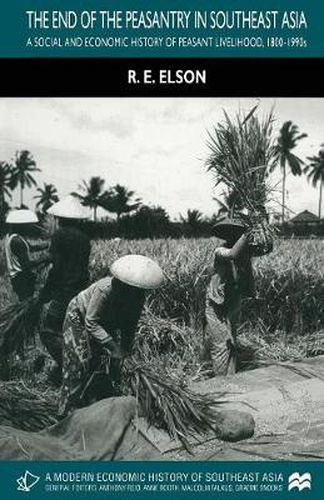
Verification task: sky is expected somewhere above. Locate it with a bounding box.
[0,97,323,220]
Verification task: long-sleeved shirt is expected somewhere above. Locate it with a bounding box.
[43,226,90,303]
[76,277,145,351]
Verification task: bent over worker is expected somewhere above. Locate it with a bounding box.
[59,254,164,416]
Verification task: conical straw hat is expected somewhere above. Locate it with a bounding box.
[6,209,38,224]
[213,216,246,240]
[47,195,90,219]
[110,254,164,290]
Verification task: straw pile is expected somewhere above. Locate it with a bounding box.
[0,295,42,356]
[0,381,58,431]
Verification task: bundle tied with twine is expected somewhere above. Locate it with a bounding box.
[206,106,278,254]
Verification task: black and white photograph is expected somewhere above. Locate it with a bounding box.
[0,97,323,461]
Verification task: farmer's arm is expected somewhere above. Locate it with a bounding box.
[38,234,64,302]
[29,240,50,253]
[10,237,30,270]
[206,274,225,317]
[47,232,63,269]
[120,300,145,355]
[215,233,249,262]
[84,287,116,349]
[30,250,51,268]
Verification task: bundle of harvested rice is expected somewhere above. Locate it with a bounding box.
[123,357,226,451]
[0,381,58,431]
[240,211,276,256]
[0,295,42,355]
[206,106,278,254]
[0,358,225,445]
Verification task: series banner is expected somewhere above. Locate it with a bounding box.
[0,0,323,57]
[0,461,323,499]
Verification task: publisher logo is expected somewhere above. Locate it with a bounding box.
[288,472,312,491]
[16,471,40,492]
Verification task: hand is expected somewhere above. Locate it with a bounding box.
[38,287,51,305]
[110,344,125,360]
[102,341,125,360]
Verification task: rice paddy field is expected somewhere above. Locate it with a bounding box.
[0,236,323,386]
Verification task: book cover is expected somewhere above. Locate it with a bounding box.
[0,1,323,499]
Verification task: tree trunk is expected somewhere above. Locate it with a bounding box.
[281,159,286,224]
[94,205,97,222]
[20,184,23,208]
[319,182,323,220]
[0,189,5,228]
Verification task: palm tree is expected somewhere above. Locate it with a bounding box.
[10,150,40,207]
[180,209,203,226]
[213,189,244,219]
[34,183,59,213]
[101,184,141,222]
[74,176,105,221]
[304,146,324,219]
[0,161,13,225]
[180,209,204,237]
[272,122,307,223]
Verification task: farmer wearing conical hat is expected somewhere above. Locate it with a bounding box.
[39,196,91,383]
[5,209,49,301]
[204,215,273,376]
[59,254,164,416]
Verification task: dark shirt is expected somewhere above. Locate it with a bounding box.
[76,277,145,352]
[43,227,91,303]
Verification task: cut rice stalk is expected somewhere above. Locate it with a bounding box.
[0,294,42,355]
[123,358,226,452]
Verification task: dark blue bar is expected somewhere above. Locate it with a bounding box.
[0,461,322,500]
[0,0,323,58]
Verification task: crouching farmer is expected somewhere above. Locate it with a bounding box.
[204,216,272,376]
[59,254,164,416]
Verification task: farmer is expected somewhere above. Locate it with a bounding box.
[39,195,91,382]
[204,216,272,376]
[59,254,164,416]
[5,209,49,301]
